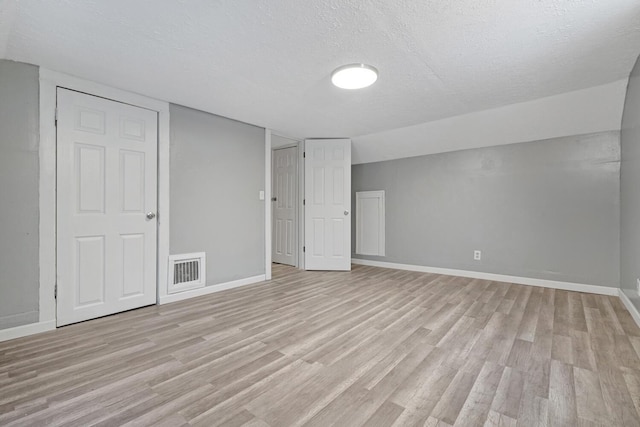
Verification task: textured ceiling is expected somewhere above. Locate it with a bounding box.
[1,0,640,141]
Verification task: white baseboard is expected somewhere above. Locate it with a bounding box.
[351,259,619,296]
[0,320,56,343]
[159,274,266,305]
[619,290,640,329]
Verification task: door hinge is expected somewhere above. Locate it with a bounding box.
[303,152,306,158]
[54,284,57,299]
[303,199,305,206]
[303,246,306,252]
[54,108,58,126]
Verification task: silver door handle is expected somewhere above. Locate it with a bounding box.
[146,212,156,220]
[344,210,349,216]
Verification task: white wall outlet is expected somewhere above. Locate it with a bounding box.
[474,250,481,261]
[259,190,265,200]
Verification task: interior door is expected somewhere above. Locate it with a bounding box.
[304,139,351,270]
[272,146,298,266]
[56,88,158,326]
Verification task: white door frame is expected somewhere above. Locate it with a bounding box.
[298,139,305,270]
[265,130,272,280]
[39,68,170,328]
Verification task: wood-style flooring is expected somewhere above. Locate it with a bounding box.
[2,264,640,426]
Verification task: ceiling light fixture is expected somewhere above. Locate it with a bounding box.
[331,64,378,89]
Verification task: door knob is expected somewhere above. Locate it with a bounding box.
[344,210,349,216]
[146,212,156,220]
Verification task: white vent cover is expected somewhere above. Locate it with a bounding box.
[168,252,206,294]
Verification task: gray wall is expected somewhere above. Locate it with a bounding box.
[0,60,40,329]
[352,131,620,287]
[170,105,265,285]
[621,55,640,306]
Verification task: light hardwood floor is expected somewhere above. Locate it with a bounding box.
[1,264,640,426]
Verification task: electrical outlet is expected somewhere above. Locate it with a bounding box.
[474,250,481,261]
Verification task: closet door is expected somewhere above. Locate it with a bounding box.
[56,88,158,326]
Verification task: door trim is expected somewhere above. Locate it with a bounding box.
[39,68,171,326]
[265,130,272,280]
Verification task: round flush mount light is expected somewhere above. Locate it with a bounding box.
[331,64,378,89]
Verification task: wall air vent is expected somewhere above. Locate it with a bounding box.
[168,252,206,294]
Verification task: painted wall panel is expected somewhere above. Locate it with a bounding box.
[170,105,265,285]
[352,131,620,287]
[75,236,105,306]
[121,234,145,298]
[0,60,40,329]
[621,55,640,308]
[353,80,627,164]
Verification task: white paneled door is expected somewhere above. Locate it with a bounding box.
[56,88,158,326]
[272,146,298,266]
[304,139,351,270]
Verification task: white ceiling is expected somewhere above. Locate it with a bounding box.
[1,0,640,144]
